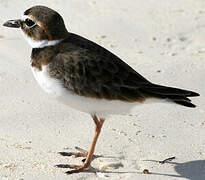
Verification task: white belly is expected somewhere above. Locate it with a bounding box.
[31,65,65,96]
[31,65,163,117]
[31,65,141,116]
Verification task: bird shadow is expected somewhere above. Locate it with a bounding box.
[63,159,205,178]
[144,159,205,180]
[58,149,205,179]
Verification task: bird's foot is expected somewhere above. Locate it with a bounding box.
[56,146,97,174]
[56,163,90,174]
[58,146,88,158]
[58,146,99,162]
[56,116,105,174]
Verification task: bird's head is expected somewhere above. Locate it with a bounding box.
[3,5,68,48]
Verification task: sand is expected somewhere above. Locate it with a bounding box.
[0,0,204,179]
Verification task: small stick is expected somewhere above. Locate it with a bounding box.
[159,156,176,164]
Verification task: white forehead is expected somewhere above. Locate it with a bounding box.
[22,15,42,26]
[22,15,33,21]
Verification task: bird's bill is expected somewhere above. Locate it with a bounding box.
[3,19,21,28]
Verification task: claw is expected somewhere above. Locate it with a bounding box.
[65,169,84,174]
[56,164,84,169]
[75,146,87,152]
[58,152,73,156]
[65,166,89,174]
[56,163,90,174]
[59,151,87,158]
[55,164,71,168]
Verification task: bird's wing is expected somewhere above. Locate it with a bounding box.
[48,33,151,102]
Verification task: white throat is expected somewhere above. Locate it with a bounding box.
[22,32,62,48]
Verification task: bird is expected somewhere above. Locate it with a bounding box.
[3,5,199,174]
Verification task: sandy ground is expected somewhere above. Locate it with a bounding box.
[0,0,205,179]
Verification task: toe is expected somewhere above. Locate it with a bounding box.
[55,164,71,168]
[58,152,73,156]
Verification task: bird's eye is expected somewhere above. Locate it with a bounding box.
[25,18,36,28]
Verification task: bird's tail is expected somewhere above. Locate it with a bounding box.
[141,84,200,108]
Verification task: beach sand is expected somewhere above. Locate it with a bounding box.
[0,0,204,179]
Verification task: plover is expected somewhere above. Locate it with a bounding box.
[3,5,199,174]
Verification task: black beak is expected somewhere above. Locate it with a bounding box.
[3,19,21,28]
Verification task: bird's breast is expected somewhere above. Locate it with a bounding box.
[31,65,65,97]
[30,64,139,116]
